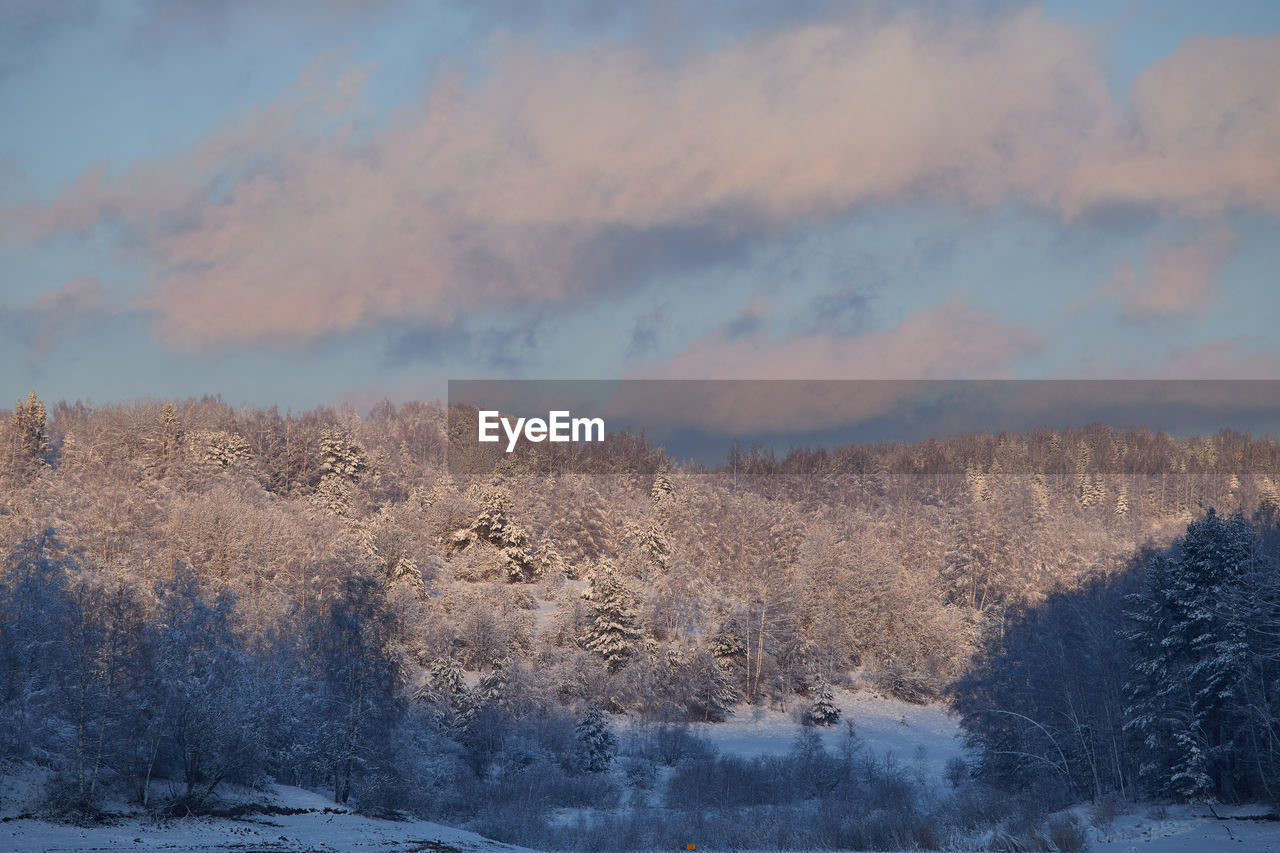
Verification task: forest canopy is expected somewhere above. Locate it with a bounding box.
[2,392,1279,839]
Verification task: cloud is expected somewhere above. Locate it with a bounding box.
[1104,223,1236,322]
[2,277,108,357]
[631,302,1042,381]
[627,301,671,357]
[3,8,1279,348]
[386,314,545,370]
[803,283,874,336]
[1153,338,1280,380]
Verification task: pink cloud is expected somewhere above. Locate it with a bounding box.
[1153,338,1280,380]
[615,303,1042,432]
[633,302,1042,381]
[8,277,108,356]
[1066,35,1280,217]
[2,10,1278,348]
[1104,223,1236,322]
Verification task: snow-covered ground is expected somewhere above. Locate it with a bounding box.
[0,783,533,853]
[7,693,1280,852]
[1087,804,1280,853]
[685,689,966,782]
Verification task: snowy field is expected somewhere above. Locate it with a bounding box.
[1087,804,1280,853]
[6,692,1280,852]
[0,783,534,853]
[684,689,966,782]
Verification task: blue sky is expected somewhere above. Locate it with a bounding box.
[2,0,1278,411]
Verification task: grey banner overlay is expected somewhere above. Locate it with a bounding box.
[447,380,1280,475]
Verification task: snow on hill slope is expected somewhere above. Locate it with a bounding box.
[0,783,533,853]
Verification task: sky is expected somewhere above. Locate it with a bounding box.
[2,0,1279,413]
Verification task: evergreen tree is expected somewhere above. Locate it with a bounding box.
[160,402,183,461]
[475,658,511,710]
[580,561,642,672]
[575,705,617,773]
[188,429,252,469]
[470,484,538,582]
[424,656,472,725]
[1125,508,1257,801]
[710,618,748,698]
[13,391,49,458]
[806,680,841,726]
[319,425,368,481]
[710,619,747,667]
[638,467,675,569]
[686,648,739,722]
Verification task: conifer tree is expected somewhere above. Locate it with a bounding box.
[687,648,739,721]
[160,402,183,461]
[189,429,252,470]
[9,390,49,462]
[639,467,676,569]
[471,484,538,582]
[580,561,642,672]
[806,680,841,726]
[1125,508,1256,801]
[575,705,617,773]
[423,656,472,727]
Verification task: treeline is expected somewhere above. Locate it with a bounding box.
[953,508,1280,807]
[2,392,1280,825]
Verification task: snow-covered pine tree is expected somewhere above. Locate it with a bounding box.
[639,467,676,570]
[966,465,990,503]
[471,484,539,582]
[1029,473,1050,516]
[1124,508,1256,801]
[806,680,841,726]
[475,658,510,710]
[710,619,747,668]
[575,705,617,772]
[423,656,472,725]
[188,429,252,470]
[710,618,748,697]
[160,401,183,460]
[311,471,354,517]
[580,561,643,672]
[686,648,739,722]
[319,425,368,481]
[1259,476,1280,516]
[10,390,48,459]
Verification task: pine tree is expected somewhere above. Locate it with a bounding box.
[687,648,739,722]
[710,618,748,698]
[423,656,472,726]
[10,391,49,461]
[639,467,676,569]
[311,472,354,518]
[475,658,511,709]
[580,561,642,672]
[575,705,617,772]
[1030,473,1050,516]
[806,680,841,726]
[160,402,183,461]
[319,426,368,481]
[471,484,538,582]
[966,465,990,503]
[1124,508,1256,801]
[189,429,252,469]
[710,619,747,667]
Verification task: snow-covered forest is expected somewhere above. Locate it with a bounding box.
[3,392,1280,851]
